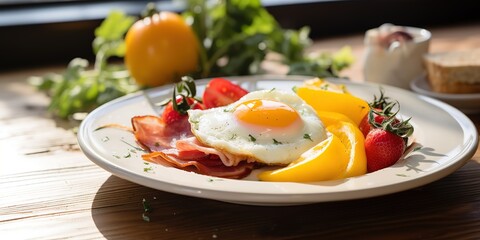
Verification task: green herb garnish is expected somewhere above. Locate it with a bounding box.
[273,139,282,145]
[142,198,152,222]
[249,134,257,142]
[303,134,313,141]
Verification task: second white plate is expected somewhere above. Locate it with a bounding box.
[410,74,480,114]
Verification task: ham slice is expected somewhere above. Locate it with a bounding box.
[142,151,254,179]
[131,115,254,179]
[131,115,193,151]
[175,137,255,167]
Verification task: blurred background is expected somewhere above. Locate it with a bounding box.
[1,0,479,71]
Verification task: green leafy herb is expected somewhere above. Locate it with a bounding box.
[184,0,353,78]
[30,2,353,119]
[287,46,354,76]
[249,134,256,142]
[29,11,139,119]
[273,139,282,145]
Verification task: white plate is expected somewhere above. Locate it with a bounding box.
[410,74,480,114]
[78,75,478,206]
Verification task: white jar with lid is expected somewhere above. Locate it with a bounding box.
[363,24,431,89]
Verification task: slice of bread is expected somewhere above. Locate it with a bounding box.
[424,49,480,93]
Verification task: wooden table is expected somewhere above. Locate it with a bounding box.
[1,22,480,239]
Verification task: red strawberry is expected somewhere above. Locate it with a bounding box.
[161,96,204,124]
[364,103,414,172]
[365,128,406,172]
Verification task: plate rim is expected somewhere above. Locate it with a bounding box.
[78,75,479,205]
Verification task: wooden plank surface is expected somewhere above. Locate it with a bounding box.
[1,22,480,239]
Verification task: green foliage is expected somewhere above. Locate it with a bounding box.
[30,2,354,119]
[184,0,352,78]
[30,11,139,119]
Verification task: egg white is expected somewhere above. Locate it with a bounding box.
[188,89,327,166]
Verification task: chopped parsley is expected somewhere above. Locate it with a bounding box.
[249,134,256,142]
[207,178,224,182]
[120,140,147,152]
[413,146,422,152]
[303,134,313,141]
[273,139,282,145]
[142,198,152,222]
[320,84,329,90]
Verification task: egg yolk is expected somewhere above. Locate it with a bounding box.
[233,99,300,128]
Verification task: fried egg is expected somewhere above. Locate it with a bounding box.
[187,89,327,166]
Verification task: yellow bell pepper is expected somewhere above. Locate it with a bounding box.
[296,79,369,126]
[258,135,349,182]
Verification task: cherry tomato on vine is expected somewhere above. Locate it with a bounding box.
[202,78,249,109]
